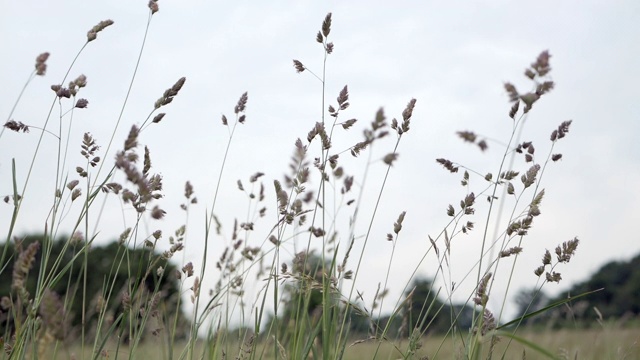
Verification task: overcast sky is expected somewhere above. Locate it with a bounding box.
[2,1,639,325]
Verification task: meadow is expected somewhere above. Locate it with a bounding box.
[2,3,637,360]
[38,327,640,359]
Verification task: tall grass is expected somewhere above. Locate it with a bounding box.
[0,4,594,360]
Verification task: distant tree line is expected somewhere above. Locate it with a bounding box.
[268,250,640,342]
[0,234,190,342]
[262,252,475,344]
[514,252,640,327]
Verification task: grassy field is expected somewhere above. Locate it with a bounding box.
[41,327,639,360]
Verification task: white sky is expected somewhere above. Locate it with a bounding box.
[2,1,639,327]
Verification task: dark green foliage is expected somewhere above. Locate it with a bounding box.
[513,287,551,325]
[540,252,640,325]
[400,278,474,336]
[265,252,334,347]
[269,273,475,342]
[0,234,188,341]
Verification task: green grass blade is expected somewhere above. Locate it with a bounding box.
[495,330,560,359]
[498,288,603,329]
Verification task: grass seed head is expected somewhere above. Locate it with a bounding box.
[35,52,50,76]
[87,20,114,42]
[148,0,159,14]
[321,13,332,38]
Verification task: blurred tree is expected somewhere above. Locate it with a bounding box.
[0,234,189,342]
[544,252,640,325]
[512,287,550,325]
[399,277,474,337]
[263,250,350,354]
